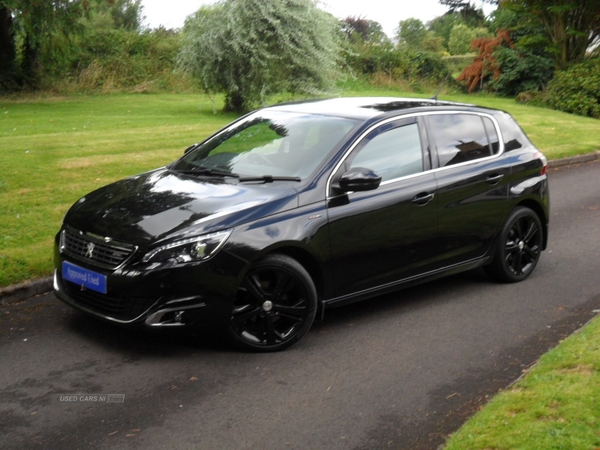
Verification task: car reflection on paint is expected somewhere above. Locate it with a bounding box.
[54,97,549,352]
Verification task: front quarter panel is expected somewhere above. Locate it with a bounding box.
[223,201,332,295]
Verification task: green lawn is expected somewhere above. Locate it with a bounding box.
[0,91,598,287]
[0,94,236,286]
[444,314,600,449]
[1,90,599,448]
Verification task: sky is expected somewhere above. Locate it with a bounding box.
[140,0,495,38]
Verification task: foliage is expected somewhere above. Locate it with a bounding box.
[457,30,512,92]
[442,55,474,75]
[392,50,450,83]
[341,16,389,46]
[545,59,600,119]
[0,0,148,92]
[83,0,144,31]
[396,18,428,49]
[0,0,84,90]
[500,0,600,70]
[438,0,489,28]
[178,0,343,113]
[448,24,491,55]
[421,33,446,54]
[489,46,554,96]
[428,12,466,50]
[346,45,450,87]
[71,27,185,92]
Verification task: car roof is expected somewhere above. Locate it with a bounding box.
[267,97,483,120]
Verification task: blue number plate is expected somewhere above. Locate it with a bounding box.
[62,261,107,294]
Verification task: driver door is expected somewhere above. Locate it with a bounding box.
[326,118,439,298]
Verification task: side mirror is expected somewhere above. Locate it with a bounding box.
[338,167,382,192]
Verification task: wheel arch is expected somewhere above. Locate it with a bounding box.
[514,199,548,250]
[265,246,326,305]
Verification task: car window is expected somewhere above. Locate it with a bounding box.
[427,114,496,167]
[483,116,500,155]
[349,122,423,182]
[172,112,358,178]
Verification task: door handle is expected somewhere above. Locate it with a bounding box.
[486,173,504,185]
[411,192,435,206]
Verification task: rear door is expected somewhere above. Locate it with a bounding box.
[426,112,511,267]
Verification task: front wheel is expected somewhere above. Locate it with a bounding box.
[485,207,543,283]
[227,254,317,352]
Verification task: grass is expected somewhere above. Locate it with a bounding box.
[0,89,599,448]
[443,314,600,449]
[0,94,237,286]
[0,90,598,287]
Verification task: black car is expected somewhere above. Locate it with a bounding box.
[54,97,549,351]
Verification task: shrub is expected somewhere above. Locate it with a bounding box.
[490,47,554,96]
[70,27,185,92]
[348,48,450,83]
[545,60,600,118]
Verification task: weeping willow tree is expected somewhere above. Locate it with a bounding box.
[178,0,343,113]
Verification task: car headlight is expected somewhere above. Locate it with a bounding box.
[142,229,232,264]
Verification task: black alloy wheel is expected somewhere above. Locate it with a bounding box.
[227,254,317,352]
[486,207,543,283]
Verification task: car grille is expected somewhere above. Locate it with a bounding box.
[61,227,136,269]
[61,277,156,321]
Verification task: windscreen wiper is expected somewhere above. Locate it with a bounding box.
[176,167,240,178]
[238,175,301,183]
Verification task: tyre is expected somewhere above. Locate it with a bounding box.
[485,206,543,283]
[227,254,318,352]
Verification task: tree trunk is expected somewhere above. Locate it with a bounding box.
[0,6,18,91]
[21,33,41,90]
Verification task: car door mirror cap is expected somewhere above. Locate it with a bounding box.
[338,167,382,192]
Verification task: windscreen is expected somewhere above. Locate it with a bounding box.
[171,111,359,179]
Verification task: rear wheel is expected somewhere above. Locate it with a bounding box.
[485,207,543,283]
[227,254,317,352]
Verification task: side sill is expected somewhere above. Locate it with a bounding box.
[322,257,489,310]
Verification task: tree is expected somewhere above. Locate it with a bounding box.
[438,0,489,27]
[0,4,17,90]
[396,18,428,49]
[341,16,389,46]
[0,0,146,92]
[457,29,512,92]
[448,24,474,54]
[501,0,600,70]
[427,12,465,50]
[0,0,85,90]
[84,0,144,31]
[179,0,343,113]
[448,24,491,54]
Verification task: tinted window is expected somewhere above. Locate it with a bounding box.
[483,116,500,155]
[173,112,358,178]
[350,123,423,182]
[428,114,495,167]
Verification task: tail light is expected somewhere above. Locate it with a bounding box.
[534,151,548,176]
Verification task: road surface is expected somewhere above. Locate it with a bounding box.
[1,161,599,449]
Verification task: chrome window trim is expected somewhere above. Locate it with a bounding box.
[326,111,505,199]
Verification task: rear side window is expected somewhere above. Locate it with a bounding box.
[427,114,499,168]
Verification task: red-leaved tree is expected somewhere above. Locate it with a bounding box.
[457,29,513,92]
